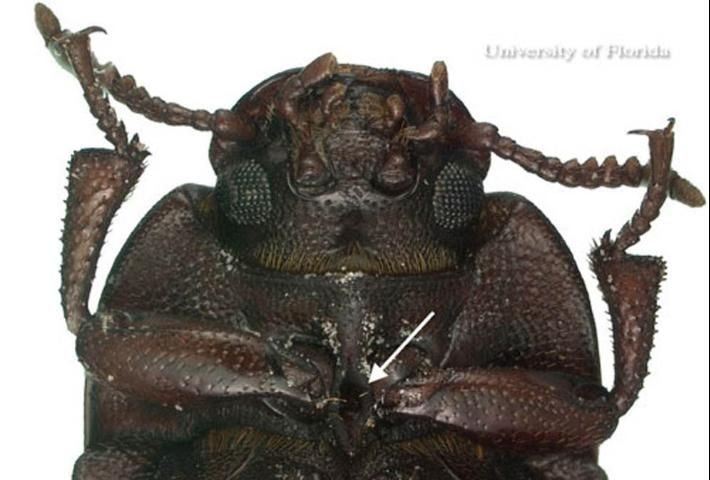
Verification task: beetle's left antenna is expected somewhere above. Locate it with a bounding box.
[35,3,256,144]
[459,118,705,208]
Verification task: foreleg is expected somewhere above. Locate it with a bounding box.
[60,149,143,333]
[37,5,147,333]
[589,121,674,414]
[77,312,332,408]
[383,368,617,452]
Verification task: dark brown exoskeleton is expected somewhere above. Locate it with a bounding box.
[37,4,705,480]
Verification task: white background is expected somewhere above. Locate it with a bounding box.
[1,1,707,478]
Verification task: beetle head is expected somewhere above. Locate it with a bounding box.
[209,55,490,275]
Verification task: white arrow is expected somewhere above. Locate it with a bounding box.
[368,311,436,384]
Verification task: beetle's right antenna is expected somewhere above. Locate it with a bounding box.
[35,3,256,144]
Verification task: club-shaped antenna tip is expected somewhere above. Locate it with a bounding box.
[35,3,61,43]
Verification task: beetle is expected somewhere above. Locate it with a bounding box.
[36,4,706,479]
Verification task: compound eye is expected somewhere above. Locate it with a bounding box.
[216,159,273,225]
[432,160,483,230]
